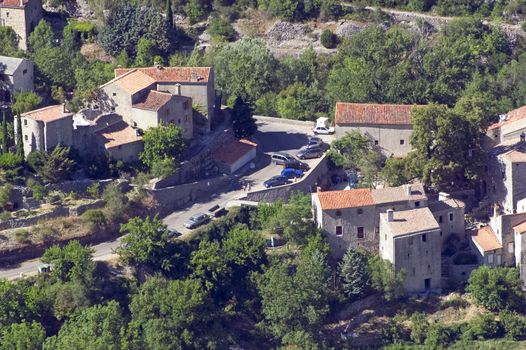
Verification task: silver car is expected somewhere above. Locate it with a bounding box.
[184,213,209,229]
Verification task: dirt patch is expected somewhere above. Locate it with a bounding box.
[80,42,113,62]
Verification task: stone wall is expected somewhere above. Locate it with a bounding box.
[149,175,232,217]
[0,206,69,231]
[68,199,105,216]
[44,179,114,194]
[243,155,329,203]
[254,115,315,128]
[335,294,382,321]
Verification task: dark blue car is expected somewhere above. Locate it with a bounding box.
[281,168,304,179]
[264,175,289,188]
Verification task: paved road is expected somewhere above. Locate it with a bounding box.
[0,236,122,280]
[0,119,332,280]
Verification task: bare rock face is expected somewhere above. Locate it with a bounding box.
[334,21,369,38]
[265,21,315,48]
[43,0,94,19]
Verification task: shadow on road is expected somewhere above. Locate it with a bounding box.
[256,130,310,153]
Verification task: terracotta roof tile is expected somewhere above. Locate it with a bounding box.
[502,150,526,163]
[0,0,29,8]
[335,103,424,126]
[213,138,257,165]
[103,70,156,95]
[381,207,439,237]
[472,226,502,252]
[115,67,211,83]
[22,105,72,123]
[132,90,173,111]
[514,220,526,234]
[488,105,526,130]
[316,189,374,210]
[97,121,142,149]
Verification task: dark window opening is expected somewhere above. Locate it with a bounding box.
[422,234,427,242]
[425,278,431,290]
[449,213,454,221]
[400,139,405,145]
[439,216,443,223]
[357,208,363,215]
[374,140,379,145]
[335,210,342,217]
[335,226,342,236]
[357,227,364,239]
[415,201,420,207]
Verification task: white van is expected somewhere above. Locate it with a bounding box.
[313,117,335,135]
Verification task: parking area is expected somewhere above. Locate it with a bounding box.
[163,119,334,236]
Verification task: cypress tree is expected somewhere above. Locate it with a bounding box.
[339,248,371,300]
[16,113,23,158]
[231,96,257,139]
[1,110,7,153]
[166,0,173,29]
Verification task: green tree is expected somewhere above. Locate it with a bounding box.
[410,104,484,190]
[214,38,278,103]
[139,124,186,168]
[165,0,174,29]
[134,38,155,67]
[367,255,405,301]
[2,111,8,154]
[102,182,128,223]
[11,92,41,115]
[34,145,76,183]
[499,310,526,340]
[466,266,525,312]
[15,114,23,159]
[339,248,370,300]
[410,312,430,344]
[1,321,46,350]
[28,20,55,51]
[42,240,95,285]
[275,82,327,121]
[320,29,337,49]
[381,157,415,187]
[0,27,20,57]
[117,216,182,273]
[256,248,331,340]
[34,47,76,89]
[129,277,215,349]
[43,301,126,350]
[231,96,257,138]
[48,281,92,321]
[462,313,502,340]
[190,240,232,296]
[207,15,236,42]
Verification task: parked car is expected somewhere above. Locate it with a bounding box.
[282,159,310,171]
[313,125,335,135]
[183,213,210,229]
[297,146,324,159]
[168,229,181,238]
[208,205,228,218]
[271,153,296,165]
[281,168,304,179]
[38,264,51,274]
[264,175,289,188]
[307,136,323,147]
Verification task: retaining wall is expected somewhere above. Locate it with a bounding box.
[45,179,114,194]
[243,155,329,203]
[254,115,315,128]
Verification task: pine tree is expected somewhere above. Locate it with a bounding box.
[339,248,370,300]
[15,113,23,158]
[166,0,174,29]
[231,96,257,139]
[2,110,8,154]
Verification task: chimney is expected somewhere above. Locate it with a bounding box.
[20,0,23,7]
[387,209,394,222]
[405,184,412,196]
[316,186,321,193]
[493,203,499,218]
[175,83,181,96]
[521,132,525,143]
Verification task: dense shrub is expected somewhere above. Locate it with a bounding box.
[82,209,106,231]
[425,323,462,348]
[410,312,429,344]
[500,310,526,340]
[462,313,502,340]
[320,29,338,49]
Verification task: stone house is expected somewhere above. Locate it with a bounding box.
[484,106,526,149]
[95,120,143,162]
[17,104,73,156]
[379,208,441,293]
[0,0,43,50]
[106,66,216,133]
[428,194,466,242]
[0,55,33,104]
[212,136,257,174]
[334,103,424,158]
[312,184,428,258]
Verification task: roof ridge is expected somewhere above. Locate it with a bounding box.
[22,104,68,116]
[99,68,140,89]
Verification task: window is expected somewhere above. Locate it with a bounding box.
[335,210,342,217]
[408,237,413,245]
[440,231,442,237]
[357,227,364,239]
[357,208,363,215]
[335,226,343,236]
[24,135,28,141]
[422,234,427,242]
[400,139,405,145]
[415,201,420,208]
[183,101,190,110]
[438,215,443,223]
[112,93,116,97]
[508,242,514,253]
[22,69,27,75]
[384,234,387,240]
[412,268,415,275]
[178,119,181,124]
[488,254,494,264]
[449,213,454,222]
[374,140,379,145]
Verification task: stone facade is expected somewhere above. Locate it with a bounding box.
[0,0,43,50]
[428,195,466,243]
[379,208,441,293]
[0,56,33,103]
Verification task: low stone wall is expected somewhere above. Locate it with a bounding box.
[334,294,382,321]
[450,263,479,282]
[150,176,232,217]
[45,179,114,194]
[254,115,315,128]
[0,207,69,231]
[68,200,105,217]
[243,155,329,203]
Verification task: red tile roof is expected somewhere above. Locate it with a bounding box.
[316,189,375,210]
[488,105,526,130]
[213,138,257,165]
[109,70,156,95]
[22,105,72,123]
[115,67,211,83]
[472,226,502,252]
[335,103,424,126]
[132,91,173,111]
[502,150,526,163]
[97,121,142,149]
[514,220,526,234]
[0,0,29,8]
